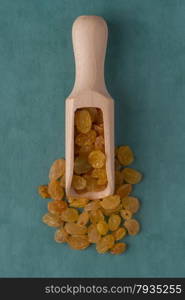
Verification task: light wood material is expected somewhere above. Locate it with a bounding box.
[65,15,115,199]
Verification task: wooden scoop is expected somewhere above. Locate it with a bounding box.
[65,15,115,199]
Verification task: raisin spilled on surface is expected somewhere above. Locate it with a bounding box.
[38,110,143,254]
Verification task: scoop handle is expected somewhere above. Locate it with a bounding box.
[71,15,109,96]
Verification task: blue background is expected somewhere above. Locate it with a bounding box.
[0,0,185,277]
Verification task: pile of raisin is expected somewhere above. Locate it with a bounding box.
[38,138,143,255]
[73,108,107,193]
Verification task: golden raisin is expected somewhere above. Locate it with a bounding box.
[54,227,68,243]
[124,219,140,235]
[75,130,96,146]
[110,242,127,254]
[96,109,104,124]
[79,144,94,158]
[61,208,79,222]
[48,180,64,201]
[72,175,87,190]
[101,204,122,216]
[48,200,67,215]
[97,221,109,235]
[77,211,89,226]
[122,168,142,184]
[94,184,107,192]
[49,158,65,181]
[120,209,133,220]
[75,109,92,134]
[115,170,124,186]
[100,195,120,210]
[108,214,121,231]
[84,176,99,192]
[88,224,101,243]
[74,156,92,175]
[86,107,98,122]
[89,209,104,224]
[67,235,90,250]
[84,200,101,211]
[88,150,106,169]
[64,222,87,235]
[113,227,127,241]
[40,139,143,254]
[42,213,62,227]
[94,135,105,152]
[117,146,134,166]
[38,185,50,199]
[91,168,107,185]
[93,124,104,136]
[96,234,115,254]
[122,196,140,213]
[60,175,65,188]
[68,197,89,208]
[74,144,81,155]
[116,184,132,198]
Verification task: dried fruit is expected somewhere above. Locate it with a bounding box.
[96,109,104,124]
[122,168,142,184]
[75,130,96,146]
[88,224,101,243]
[84,176,99,192]
[79,144,94,158]
[113,227,127,241]
[97,221,109,235]
[39,136,143,254]
[116,184,132,198]
[60,175,65,188]
[96,234,115,253]
[89,209,104,224]
[49,158,65,181]
[122,196,140,213]
[42,213,62,227]
[48,180,64,201]
[61,208,79,222]
[65,222,87,235]
[101,204,122,216]
[75,109,92,134]
[94,135,105,152]
[115,170,124,186]
[74,144,81,155]
[124,219,140,235]
[100,195,120,210]
[88,150,106,169]
[54,227,68,243]
[74,156,92,175]
[93,124,104,136]
[110,242,127,254]
[108,214,121,231]
[68,197,89,208]
[38,185,50,199]
[84,200,101,211]
[77,211,89,226]
[67,235,90,250]
[87,107,97,122]
[72,109,107,194]
[120,209,133,220]
[48,200,67,215]
[91,168,107,185]
[117,146,134,166]
[72,175,87,190]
